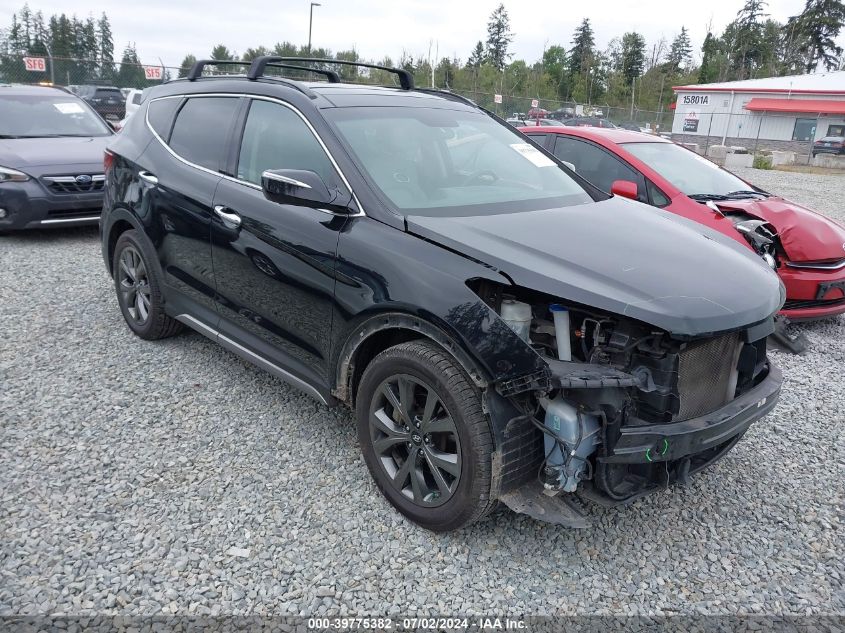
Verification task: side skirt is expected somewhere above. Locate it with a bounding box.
[174,314,333,406]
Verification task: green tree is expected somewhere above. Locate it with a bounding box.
[466,41,485,68]
[242,46,270,62]
[791,0,845,71]
[485,4,513,71]
[568,18,595,78]
[667,27,692,73]
[621,32,646,86]
[732,0,768,78]
[210,44,235,61]
[178,53,196,78]
[542,45,569,98]
[97,12,114,77]
[116,42,145,87]
[698,31,721,82]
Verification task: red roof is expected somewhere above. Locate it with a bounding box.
[744,97,845,114]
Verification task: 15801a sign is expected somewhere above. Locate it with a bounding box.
[681,94,710,106]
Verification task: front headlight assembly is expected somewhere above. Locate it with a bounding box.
[0,166,30,183]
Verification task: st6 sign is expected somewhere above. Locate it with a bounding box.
[23,57,47,72]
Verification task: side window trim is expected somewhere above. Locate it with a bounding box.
[146,92,365,216]
[223,97,251,179]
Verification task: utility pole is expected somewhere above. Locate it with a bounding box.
[307,3,321,54]
[630,77,635,120]
[43,40,55,85]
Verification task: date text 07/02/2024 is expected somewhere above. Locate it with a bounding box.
[306,617,527,630]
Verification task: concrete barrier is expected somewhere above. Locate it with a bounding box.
[770,151,796,166]
[813,154,845,169]
[706,145,728,161]
[724,153,754,168]
[680,142,700,154]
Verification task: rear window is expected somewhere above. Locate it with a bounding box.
[167,97,239,172]
[94,89,122,99]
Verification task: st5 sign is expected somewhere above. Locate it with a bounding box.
[143,65,163,81]
[23,57,47,72]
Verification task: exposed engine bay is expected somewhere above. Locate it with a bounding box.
[469,279,775,521]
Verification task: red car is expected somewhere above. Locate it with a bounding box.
[520,125,845,320]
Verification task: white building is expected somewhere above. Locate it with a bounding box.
[671,71,845,152]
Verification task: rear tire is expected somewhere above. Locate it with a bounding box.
[355,340,495,531]
[112,230,183,340]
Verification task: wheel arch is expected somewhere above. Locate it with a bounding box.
[103,208,145,276]
[333,311,490,407]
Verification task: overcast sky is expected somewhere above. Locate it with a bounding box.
[11,0,834,69]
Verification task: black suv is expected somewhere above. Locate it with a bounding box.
[77,85,126,122]
[101,57,784,531]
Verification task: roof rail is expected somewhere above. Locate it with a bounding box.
[414,88,478,107]
[247,56,415,90]
[186,59,249,81]
[264,63,340,83]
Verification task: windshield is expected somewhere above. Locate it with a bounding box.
[0,94,112,138]
[325,106,591,216]
[623,141,750,196]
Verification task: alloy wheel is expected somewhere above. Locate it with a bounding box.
[369,374,462,507]
[118,245,151,325]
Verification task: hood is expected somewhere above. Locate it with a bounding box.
[407,197,784,337]
[0,136,112,170]
[714,197,845,263]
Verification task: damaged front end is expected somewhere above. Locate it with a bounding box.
[470,279,783,528]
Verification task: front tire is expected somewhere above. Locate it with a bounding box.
[112,230,182,340]
[355,340,496,531]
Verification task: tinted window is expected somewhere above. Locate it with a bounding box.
[553,136,641,196]
[147,98,182,141]
[94,88,122,100]
[827,124,845,137]
[792,118,817,141]
[325,106,591,216]
[169,97,239,171]
[237,99,338,186]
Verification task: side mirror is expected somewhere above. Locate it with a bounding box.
[610,179,638,200]
[261,169,337,208]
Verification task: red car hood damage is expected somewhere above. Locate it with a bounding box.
[713,197,845,263]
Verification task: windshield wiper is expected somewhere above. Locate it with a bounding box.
[688,193,731,201]
[726,189,770,199]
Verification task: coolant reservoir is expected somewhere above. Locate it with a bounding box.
[542,396,600,492]
[500,299,532,343]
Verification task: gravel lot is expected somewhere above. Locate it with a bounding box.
[1,167,843,618]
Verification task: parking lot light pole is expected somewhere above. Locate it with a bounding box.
[308,2,321,53]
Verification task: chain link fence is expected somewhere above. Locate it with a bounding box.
[0,53,181,89]
[6,53,842,169]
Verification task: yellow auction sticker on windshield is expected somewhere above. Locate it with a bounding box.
[509,143,556,168]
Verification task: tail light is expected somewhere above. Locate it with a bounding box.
[103,149,115,174]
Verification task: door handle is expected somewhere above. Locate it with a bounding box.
[214,205,241,227]
[138,170,158,185]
